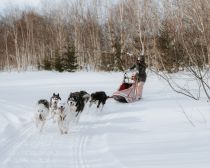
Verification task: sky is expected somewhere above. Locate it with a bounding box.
[0,0,42,12]
[0,0,119,15]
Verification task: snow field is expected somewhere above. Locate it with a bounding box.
[0,71,210,168]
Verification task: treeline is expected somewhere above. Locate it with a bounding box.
[0,0,209,72]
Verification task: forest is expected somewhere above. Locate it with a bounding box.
[0,0,209,73]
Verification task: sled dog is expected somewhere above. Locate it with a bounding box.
[67,91,90,121]
[35,99,49,132]
[56,100,71,134]
[50,93,61,122]
[89,91,112,110]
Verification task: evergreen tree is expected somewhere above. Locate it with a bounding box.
[62,43,78,72]
[53,49,63,72]
[157,20,185,72]
[43,56,52,70]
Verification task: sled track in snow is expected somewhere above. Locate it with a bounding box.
[73,125,89,168]
[0,123,34,167]
[0,104,127,168]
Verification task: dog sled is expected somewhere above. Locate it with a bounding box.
[113,72,139,103]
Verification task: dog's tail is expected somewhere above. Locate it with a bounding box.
[83,93,91,102]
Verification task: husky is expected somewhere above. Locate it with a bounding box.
[67,90,90,122]
[56,100,71,134]
[35,99,49,132]
[49,93,61,122]
[89,91,112,110]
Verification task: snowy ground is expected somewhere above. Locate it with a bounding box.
[0,71,210,168]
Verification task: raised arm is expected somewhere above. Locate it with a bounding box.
[129,64,136,70]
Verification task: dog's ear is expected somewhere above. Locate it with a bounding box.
[53,93,55,96]
[57,93,61,100]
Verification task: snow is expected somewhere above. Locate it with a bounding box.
[0,71,210,168]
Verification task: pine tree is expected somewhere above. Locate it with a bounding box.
[43,56,52,70]
[53,49,63,72]
[62,43,78,72]
[156,20,186,72]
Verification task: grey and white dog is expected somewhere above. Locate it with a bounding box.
[49,93,61,122]
[35,99,50,132]
[56,100,71,134]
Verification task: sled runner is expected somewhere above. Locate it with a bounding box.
[113,72,139,103]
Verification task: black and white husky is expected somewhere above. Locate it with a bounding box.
[56,101,71,134]
[49,93,61,122]
[35,99,49,132]
[89,91,112,110]
[67,91,90,122]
